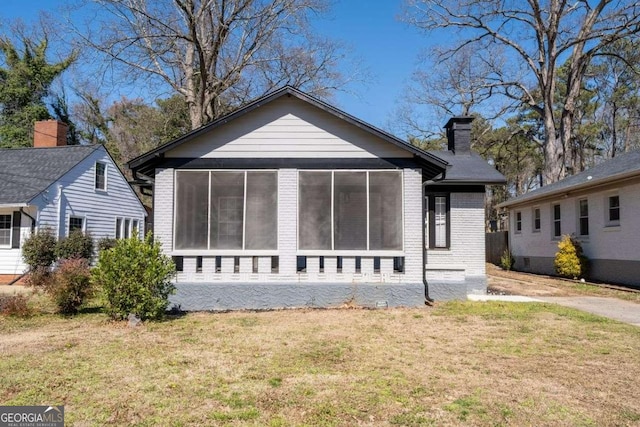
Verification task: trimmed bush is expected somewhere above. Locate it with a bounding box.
[554,235,589,279]
[500,249,515,271]
[56,230,94,261]
[21,228,57,272]
[92,233,176,320]
[47,258,92,315]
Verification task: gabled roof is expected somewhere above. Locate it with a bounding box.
[0,145,100,205]
[127,86,449,177]
[498,149,640,208]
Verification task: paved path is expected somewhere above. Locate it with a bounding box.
[537,296,640,327]
[469,294,640,327]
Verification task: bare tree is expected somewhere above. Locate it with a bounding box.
[73,0,349,129]
[405,0,640,184]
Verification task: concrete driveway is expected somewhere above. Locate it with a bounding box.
[536,296,640,327]
[471,294,640,327]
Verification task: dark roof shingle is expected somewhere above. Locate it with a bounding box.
[498,149,640,207]
[0,145,99,205]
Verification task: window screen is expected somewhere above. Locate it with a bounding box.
[299,172,332,250]
[245,172,278,250]
[369,171,402,250]
[210,172,244,249]
[175,171,209,249]
[553,204,561,237]
[609,196,620,222]
[69,217,84,233]
[579,199,589,236]
[334,172,367,250]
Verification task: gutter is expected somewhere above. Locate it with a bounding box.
[422,173,446,305]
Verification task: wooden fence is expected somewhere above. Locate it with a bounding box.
[486,231,508,264]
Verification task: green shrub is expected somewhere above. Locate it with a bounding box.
[500,249,515,271]
[56,230,94,261]
[92,233,176,320]
[97,237,117,252]
[0,294,32,317]
[21,228,57,272]
[47,258,92,315]
[554,235,589,279]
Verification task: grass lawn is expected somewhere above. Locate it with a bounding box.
[1,301,640,426]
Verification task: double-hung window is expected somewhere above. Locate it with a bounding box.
[515,211,522,233]
[69,216,84,234]
[578,199,589,236]
[0,214,11,247]
[552,204,561,238]
[426,194,449,249]
[532,208,541,232]
[607,195,620,226]
[95,162,107,191]
[298,171,403,251]
[174,170,278,250]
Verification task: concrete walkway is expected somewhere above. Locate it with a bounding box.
[537,296,640,327]
[469,294,640,327]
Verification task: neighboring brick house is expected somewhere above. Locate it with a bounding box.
[128,86,505,310]
[498,150,640,288]
[0,121,146,284]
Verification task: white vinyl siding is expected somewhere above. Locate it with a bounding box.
[165,97,412,160]
[31,146,145,242]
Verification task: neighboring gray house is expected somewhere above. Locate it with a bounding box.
[0,120,146,284]
[498,150,640,288]
[128,86,505,310]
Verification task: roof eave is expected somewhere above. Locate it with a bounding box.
[127,86,450,173]
[498,170,640,208]
[0,203,29,208]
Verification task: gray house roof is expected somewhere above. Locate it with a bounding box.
[426,150,507,185]
[498,149,640,208]
[0,145,100,205]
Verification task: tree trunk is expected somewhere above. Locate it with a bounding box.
[542,107,564,185]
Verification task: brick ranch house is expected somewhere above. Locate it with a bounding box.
[128,86,505,310]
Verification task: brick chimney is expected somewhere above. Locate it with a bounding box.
[445,117,474,155]
[34,120,68,148]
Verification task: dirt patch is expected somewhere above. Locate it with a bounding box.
[487,263,640,302]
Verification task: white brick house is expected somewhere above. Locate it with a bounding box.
[128,87,505,310]
[498,150,640,288]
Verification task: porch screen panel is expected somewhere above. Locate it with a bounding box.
[334,172,367,250]
[245,172,278,250]
[369,171,402,250]
[299,172,331,250]
[175,171,209,249]
[210,172,244,249]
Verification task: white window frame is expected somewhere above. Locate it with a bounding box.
[514,211,522,234]
[532,207,541,232]
[296,170,405,256]
[578,198,589,236]
[172,170,279,255]
[606,194,620,227]
[95,161,107,191]
[68,215,86,235]
[0,213,12,249]
[552,203,562,238]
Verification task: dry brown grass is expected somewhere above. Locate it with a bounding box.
[1,303,640,426]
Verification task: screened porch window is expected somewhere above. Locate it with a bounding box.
[174,171,277,250]
[298,171,403,251]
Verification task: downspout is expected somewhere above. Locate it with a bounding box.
[7,209,37,286]
[422,173,446,305]
[56,184,64,239]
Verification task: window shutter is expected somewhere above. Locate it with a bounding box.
[11,211,21,248]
